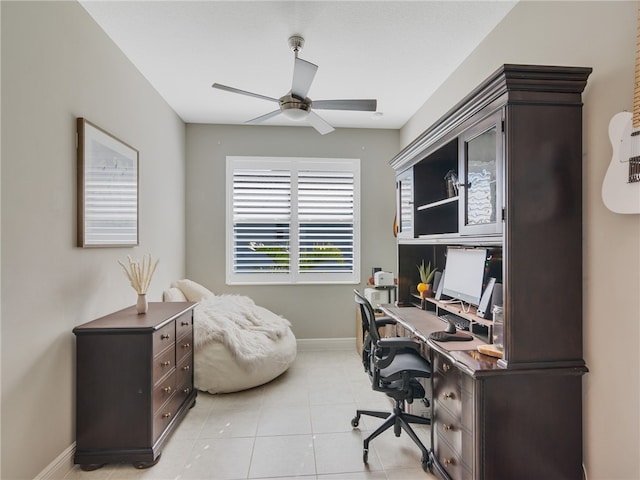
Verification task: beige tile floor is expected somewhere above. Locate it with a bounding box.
[64,348,437,480]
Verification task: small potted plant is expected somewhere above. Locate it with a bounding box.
[417,260,436,298]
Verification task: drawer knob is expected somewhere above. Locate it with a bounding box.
[443,363,450,372]
[162,412,172,419]
[163,386,172,393]
[444,458,455,466]
[443,392,455,400]
[182,365,191,371]
[183,387,191,394]
[181,321,189,326]
[162,361,171,367]
[161,334,171,340]
[442,424,453,432]
[181,343,191,349]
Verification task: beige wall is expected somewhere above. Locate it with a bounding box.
[0,2,187,479]
[185,124,399,339]
[402,2,640,479]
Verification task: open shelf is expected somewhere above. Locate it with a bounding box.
[417,195,458,211]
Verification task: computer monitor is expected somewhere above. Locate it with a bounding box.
[441,247,487,306]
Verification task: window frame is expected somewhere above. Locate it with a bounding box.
[226,156,361,285]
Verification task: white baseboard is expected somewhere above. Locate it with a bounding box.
[296,337,355,351]
[35,442,75,480]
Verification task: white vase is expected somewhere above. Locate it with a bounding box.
[136,293,148,314]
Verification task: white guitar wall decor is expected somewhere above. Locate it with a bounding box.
[603,2,640,214]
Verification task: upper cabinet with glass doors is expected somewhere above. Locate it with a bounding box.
[458,110,503,236]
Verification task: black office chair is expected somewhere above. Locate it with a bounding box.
[351,289,432,470]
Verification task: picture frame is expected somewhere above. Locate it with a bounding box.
[77,118,139,247]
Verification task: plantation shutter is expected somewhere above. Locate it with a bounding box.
[227,157,360,285]
[231,167,291,274]
[298,169,354,274]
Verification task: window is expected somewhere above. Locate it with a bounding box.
[226,156,360,285]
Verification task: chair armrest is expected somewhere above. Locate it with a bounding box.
[378,337,421,351]
[374,316,396,327]
[375,337,422,369]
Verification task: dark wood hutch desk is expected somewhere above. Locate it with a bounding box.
[381,304,585,480]
[385,64,590,480]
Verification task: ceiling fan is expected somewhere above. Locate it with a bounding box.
[212,36,377,135]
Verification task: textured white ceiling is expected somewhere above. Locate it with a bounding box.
[80,1,516,131]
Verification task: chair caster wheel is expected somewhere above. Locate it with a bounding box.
[363,449,369,464]
[351,416,360,428]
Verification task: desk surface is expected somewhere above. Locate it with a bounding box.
[381,304,502,376]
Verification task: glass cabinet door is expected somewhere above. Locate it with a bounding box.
[396,169,414,238]
[458,111,503,235]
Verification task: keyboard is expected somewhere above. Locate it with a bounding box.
[440,313,470,331]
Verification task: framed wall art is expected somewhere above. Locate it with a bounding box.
[77,118,139,247]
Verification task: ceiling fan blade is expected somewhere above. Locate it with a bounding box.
[307,111,334,135]
[291,57,318,99]
[212,83,279,103]
[312,99,377,112]
[246,109,282,124]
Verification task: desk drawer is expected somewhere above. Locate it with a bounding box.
[434,437,466,480]
[433,368,461,418]
[434,404,461,454]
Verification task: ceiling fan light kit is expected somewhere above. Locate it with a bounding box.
[212,35,377,135]
[280,96,310,120]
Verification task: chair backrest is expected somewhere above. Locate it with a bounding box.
[354,289,380,344]
[354,289,380,376]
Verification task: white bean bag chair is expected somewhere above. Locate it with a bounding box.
[163,280,297,394]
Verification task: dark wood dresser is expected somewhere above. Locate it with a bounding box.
[73,301,197,470]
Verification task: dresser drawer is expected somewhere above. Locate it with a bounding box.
[153,390,182,441]
[176,312,193,341]
[153,322,175,354]
[176,335,193,364]
[176,374,194,403]
[177,353,193,388]
[153,370,177,413]
[153,345,176,385]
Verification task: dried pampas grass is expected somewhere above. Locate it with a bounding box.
[118,254,159,294]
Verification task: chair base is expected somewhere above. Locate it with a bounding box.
[351,399,431,470]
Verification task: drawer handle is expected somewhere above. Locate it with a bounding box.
[181,321,190,326]
[443,363,450,372]
[443,392,455,400]
[161,361,172,367]
[444,458,455,467]
[161,334,171,340]
[182,365,191,371]
[183,387,191,394]
[163,386,172,394]
[162,412,172,419]
[442,424,453,432]
[181,343,191,349]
